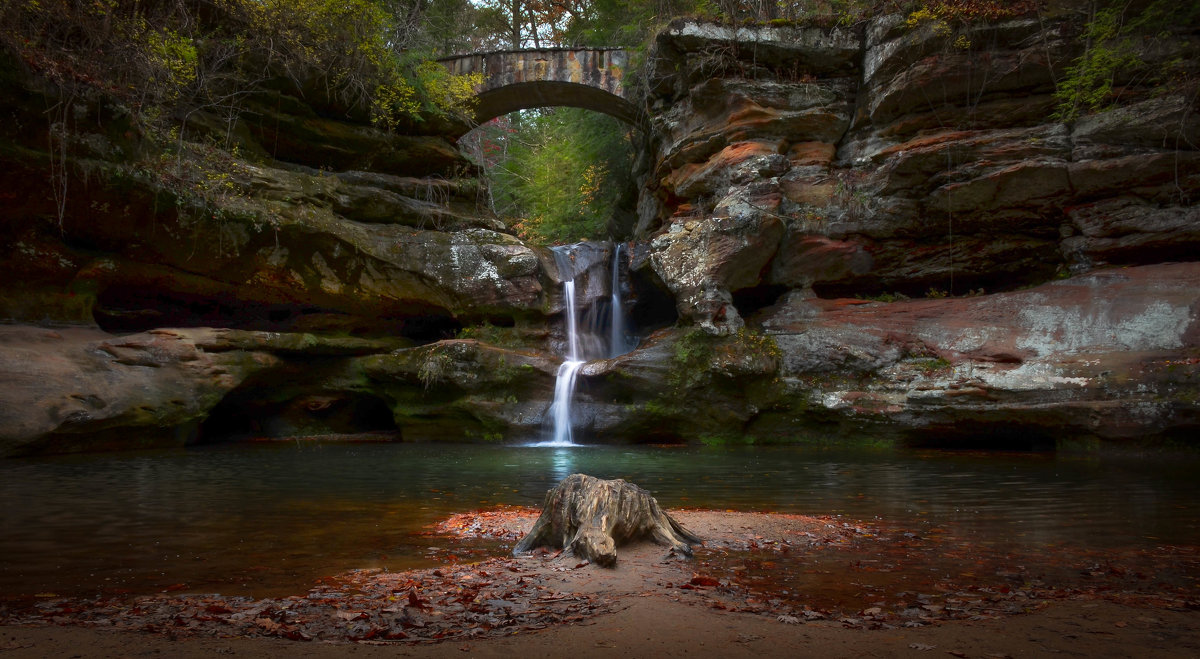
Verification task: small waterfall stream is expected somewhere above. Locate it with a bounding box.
[609,243,634,358]
[539,243,633,446]
[546,270,584,445]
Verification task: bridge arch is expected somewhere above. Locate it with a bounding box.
[439,48,642,130]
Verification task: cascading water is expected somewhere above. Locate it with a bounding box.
[538,243,634,446]
[609,243,634,358]
[547,269,584,445]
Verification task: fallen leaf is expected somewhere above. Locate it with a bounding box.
[408,590,430,610]
[254,618,282,633]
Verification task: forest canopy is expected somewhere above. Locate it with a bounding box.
[3,1,1191,245]
[0,0,489,131]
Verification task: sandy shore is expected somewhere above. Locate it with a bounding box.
[3,510,1197,657]
[3,598,1197,658]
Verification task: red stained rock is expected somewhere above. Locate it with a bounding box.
[770,235,873,287]
[754,263,1200,440]
[787,141,837,166]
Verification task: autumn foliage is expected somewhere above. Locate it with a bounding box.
[918,0,1042,21]
[0,0,481,132]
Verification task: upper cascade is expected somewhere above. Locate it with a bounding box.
[549,242,634,363]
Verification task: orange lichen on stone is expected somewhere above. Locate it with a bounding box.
[714,140,785,164]
[787,141,836,166]
[726,104,784,128]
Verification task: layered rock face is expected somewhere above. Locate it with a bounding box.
[2,9,1198,455]
[641,15,1199,330]
[0,56,579,455]
[0,82,545,336]
[560,262,1200,447]
[614,12,1200,445]
[0,325,564,456]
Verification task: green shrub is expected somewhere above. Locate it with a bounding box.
[1053,0,1200,122]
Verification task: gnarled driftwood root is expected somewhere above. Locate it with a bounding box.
[513,473,702,567]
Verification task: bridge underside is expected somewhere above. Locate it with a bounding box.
[468,81,642,131]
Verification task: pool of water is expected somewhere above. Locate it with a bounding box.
[2,442,1198,599]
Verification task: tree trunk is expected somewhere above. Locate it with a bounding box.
[513,473,702,567]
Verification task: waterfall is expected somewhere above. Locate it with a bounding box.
[546,272,583,446]
[609,243,632,358]
[539,242,635,446]
[547,359,583,445]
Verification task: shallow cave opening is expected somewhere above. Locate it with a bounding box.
[810,267,1060,301]
[732,283,789,318]
[93,286,331,334]
[198,390,398,443]
[93,284,465,340]
[590,426,685,446]
[902,424,1058,452]
[1100,243,1200,268]
[627,273,678,334]
[400,314,463,343]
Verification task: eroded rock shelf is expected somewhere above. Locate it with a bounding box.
[2,11,1198,455]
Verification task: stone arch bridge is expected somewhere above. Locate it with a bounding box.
[438,48,641,130]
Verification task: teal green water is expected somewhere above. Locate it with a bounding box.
[1,442,1197,599]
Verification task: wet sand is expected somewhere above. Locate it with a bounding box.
[2,510,1197,657]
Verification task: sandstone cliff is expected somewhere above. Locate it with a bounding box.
[2,8,1198,454]
[600,11,1200,447]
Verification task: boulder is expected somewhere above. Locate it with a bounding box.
[650,202,784,332]
[0,326,278,456]
[358,339,559,442]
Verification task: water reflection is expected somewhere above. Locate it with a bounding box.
[548,447,576,483]
[1,443,1197,599]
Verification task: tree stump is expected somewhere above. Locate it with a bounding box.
[512,473,702,567]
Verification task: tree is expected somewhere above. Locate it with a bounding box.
[467,107,635,244]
